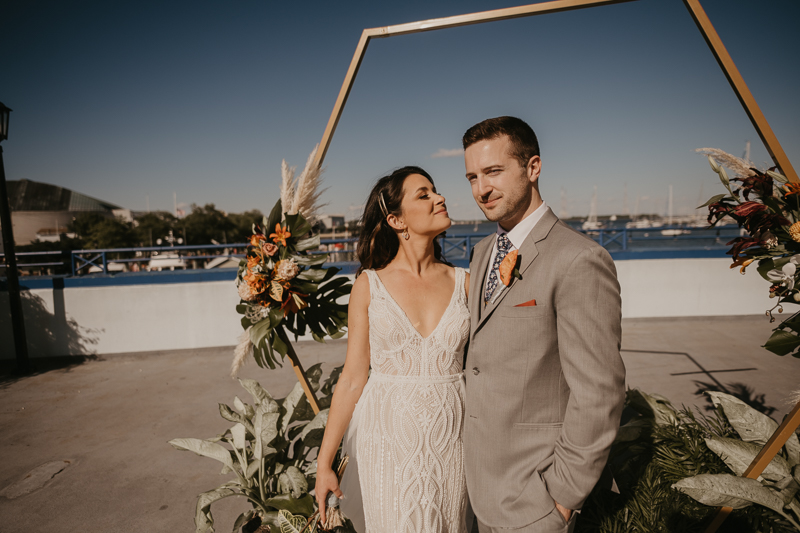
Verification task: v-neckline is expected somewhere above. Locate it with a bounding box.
[373,268,460,340]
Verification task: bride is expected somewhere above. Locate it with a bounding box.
[315,166,470,533]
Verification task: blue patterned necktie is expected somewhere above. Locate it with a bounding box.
[484,233,512,303]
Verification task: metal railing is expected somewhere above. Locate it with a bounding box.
[0,226,740,278]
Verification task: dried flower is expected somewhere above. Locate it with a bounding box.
[238,281,256,301]
[732,201,767,218]
[758,230,778,249]
[262,242,278,256]
[250,233,266,247]
[270,224,291,247]
[275,258,299,281]
[790,222,800,242]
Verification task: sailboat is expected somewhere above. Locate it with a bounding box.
[661,185,690,236]
[582,187,605,232]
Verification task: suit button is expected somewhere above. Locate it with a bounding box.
[472,367,480,375]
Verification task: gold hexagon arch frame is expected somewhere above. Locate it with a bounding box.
[306,2,799,531]
[312,0,798,185]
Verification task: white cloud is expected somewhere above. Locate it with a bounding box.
[430,148,464,159]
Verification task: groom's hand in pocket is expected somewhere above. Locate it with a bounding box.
[555,500,572,524]
[315,466,343,524]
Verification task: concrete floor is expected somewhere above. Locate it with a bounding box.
[0,315,797,532]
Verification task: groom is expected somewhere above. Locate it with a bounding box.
[463,116,625,532]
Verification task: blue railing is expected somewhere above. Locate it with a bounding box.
[1,226,740,277]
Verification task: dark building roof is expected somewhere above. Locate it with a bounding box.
[7,179,120,212]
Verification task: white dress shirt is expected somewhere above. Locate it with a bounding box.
[484,201,548,293]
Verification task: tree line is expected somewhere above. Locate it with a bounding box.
[19,204,264,253]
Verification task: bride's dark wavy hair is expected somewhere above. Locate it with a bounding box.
[356,166,446,276]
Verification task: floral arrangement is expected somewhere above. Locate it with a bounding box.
[700,148,800,358]
[232,147,351,374]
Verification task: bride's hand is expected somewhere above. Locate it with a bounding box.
[314,465,343,525]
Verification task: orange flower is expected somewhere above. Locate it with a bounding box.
[243,270,267,295]
[250,234,266,247]
[785,183,800,197]
[270,224,291,247]
[499,250,519,286]
[246,254,261,269]
[730,256,754,274]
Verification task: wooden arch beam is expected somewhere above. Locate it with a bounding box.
[313,0,798,183]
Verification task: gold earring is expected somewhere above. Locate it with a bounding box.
[403,228,410,240]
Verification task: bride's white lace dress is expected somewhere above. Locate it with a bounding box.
[349,267,469,533]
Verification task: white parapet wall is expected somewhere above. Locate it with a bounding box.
[0,257,775,359]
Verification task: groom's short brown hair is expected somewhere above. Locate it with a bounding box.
[462,116,540,169]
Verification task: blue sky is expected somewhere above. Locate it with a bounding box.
[2,0,798,220]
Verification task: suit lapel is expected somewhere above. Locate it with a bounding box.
[469,235,494,337]
[475,207,559,331]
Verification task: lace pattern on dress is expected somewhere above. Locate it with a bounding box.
[356,268,470,533]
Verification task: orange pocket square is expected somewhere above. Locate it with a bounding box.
[514,299,537,307]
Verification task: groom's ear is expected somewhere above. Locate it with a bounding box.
[527,155,542,184]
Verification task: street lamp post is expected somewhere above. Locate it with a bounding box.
[0,102,30,373]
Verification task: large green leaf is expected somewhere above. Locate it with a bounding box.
[673,473,785,512]
[706,391,779,446]
[266,199,282,235]
[294,234,320,252]
[169,438,234,471]
[626,389,678,426]
[231,423,247,453]
[265,494,315,516]
[254,408,280,459]
[281,382,307,434]
[249,319,274,350]
[232,510,255,533]
[239,379,278,412]
[764,329,800,356]
[704,437,791,481]
[278,465,309,498]
[219,404,255,436]
[299,409,329,448]
[194,487,236,533]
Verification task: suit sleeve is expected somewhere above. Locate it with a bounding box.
[541,246,625,510]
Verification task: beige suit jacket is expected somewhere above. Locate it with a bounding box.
[464,207,625,528]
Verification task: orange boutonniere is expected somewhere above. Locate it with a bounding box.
[498,250,521,286]
[269,224,291,246]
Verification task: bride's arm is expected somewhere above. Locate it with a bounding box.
[315,273,370,522]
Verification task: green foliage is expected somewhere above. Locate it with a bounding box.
[181,203,237,245]
[577,389,798,533]
[68,212,137,249]
[170,372,349,533]
[236,200,351,369]
[228,210,264,243]
[133,211,177,246]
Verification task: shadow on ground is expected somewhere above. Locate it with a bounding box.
[0,287,100,387]
[694,380,777,416]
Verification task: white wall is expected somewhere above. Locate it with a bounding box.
[0,258,774,358]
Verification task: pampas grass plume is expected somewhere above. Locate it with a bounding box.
[280,160,296,217]
[231,327,253,378]
[696,148,755,179]
[290,144,327,223]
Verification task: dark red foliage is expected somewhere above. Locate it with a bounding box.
[733,169,773,201]
[733,201,768,217]
[726,236,761,260]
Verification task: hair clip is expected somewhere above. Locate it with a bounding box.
[378,192,389,217]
